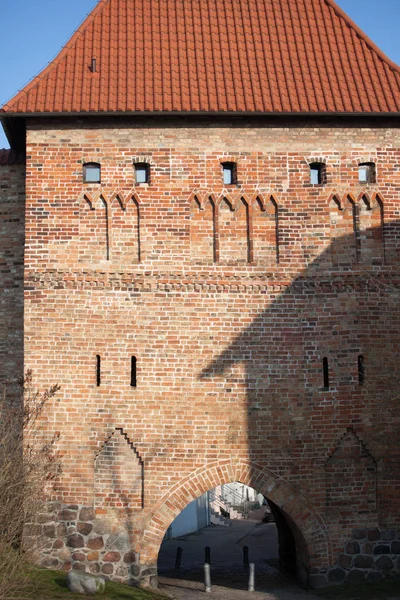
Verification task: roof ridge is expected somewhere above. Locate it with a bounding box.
[324,0,400,75]
[1,0,111,111]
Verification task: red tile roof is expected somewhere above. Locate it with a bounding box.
[0,149,25,165]
[2,0,399,115]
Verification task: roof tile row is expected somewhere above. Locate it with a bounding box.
[1,0,399,115]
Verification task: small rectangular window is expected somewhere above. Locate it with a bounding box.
[310,168,319,185]
[310,162,325,185]
[358,163,376,184]
[135,163,149,184]
[222,162,236,185]
[83,163,101,183]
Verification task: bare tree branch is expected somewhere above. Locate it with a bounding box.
[0,371,61,598]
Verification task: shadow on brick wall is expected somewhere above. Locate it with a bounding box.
[199,223,400,584]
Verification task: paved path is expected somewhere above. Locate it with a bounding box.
[158,520,279,573]
[158,520,318,599]
[159,576,318,599]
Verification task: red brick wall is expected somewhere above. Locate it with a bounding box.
[23,118,400,585]
[0,160,25,392]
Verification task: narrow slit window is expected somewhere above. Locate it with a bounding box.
[358,355,365,386]
[131,356,137,388]
[83,162,101,183]
[322,357,329,390]
[222,162,236,185]
[358,162,376,184]
[309,162,326,185]
[96,355,101,387]
[134,163,149,184]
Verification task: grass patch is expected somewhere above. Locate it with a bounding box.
[11,566,168,600]
[313,580,400,599]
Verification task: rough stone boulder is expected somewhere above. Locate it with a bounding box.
[66,570,105,595]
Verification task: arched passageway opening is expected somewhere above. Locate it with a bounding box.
[267,499,309,587]
[157,483,310,591]
[139,462,331,591]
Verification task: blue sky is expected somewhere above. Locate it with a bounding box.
[1,0,399,149]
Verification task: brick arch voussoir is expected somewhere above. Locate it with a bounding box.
[353,155,377,168]
[371,191,384,206]
[207,193,217,208]
[252,192,279,213]
[306,156,328,166]
[267,193,279,210]
[238,192,251,208]
[139,460,332,567]
[218,155,239,166]
[126,193,141,211]
[252,192,267,211]
[188,191,207,210]
[218,192,237,210]
[357,190,372,207]
[79,192,95,210]
[109,191,126,210]
[95,192,109,208]
[327,192,342,210]
[342,192,357,207]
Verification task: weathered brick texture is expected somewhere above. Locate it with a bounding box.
[5,117,400,586]
[0,158,24,395]
[94,429,143,510]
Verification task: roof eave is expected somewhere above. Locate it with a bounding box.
[3,110,400,118]
[2,110,400,151]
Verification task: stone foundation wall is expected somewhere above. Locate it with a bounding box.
[32,502,400,588]
[311,529,400,588]
[31,503,157,586]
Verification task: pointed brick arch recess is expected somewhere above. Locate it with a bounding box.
[139,460,332,569]
[78,194,109,262]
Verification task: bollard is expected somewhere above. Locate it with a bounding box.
[205,545,211,565]
[175,546,183,570]
[204,562,212,593]
[243,545,249,568]
[248,562,255,592]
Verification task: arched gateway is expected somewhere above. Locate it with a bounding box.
[140,460,332,579]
